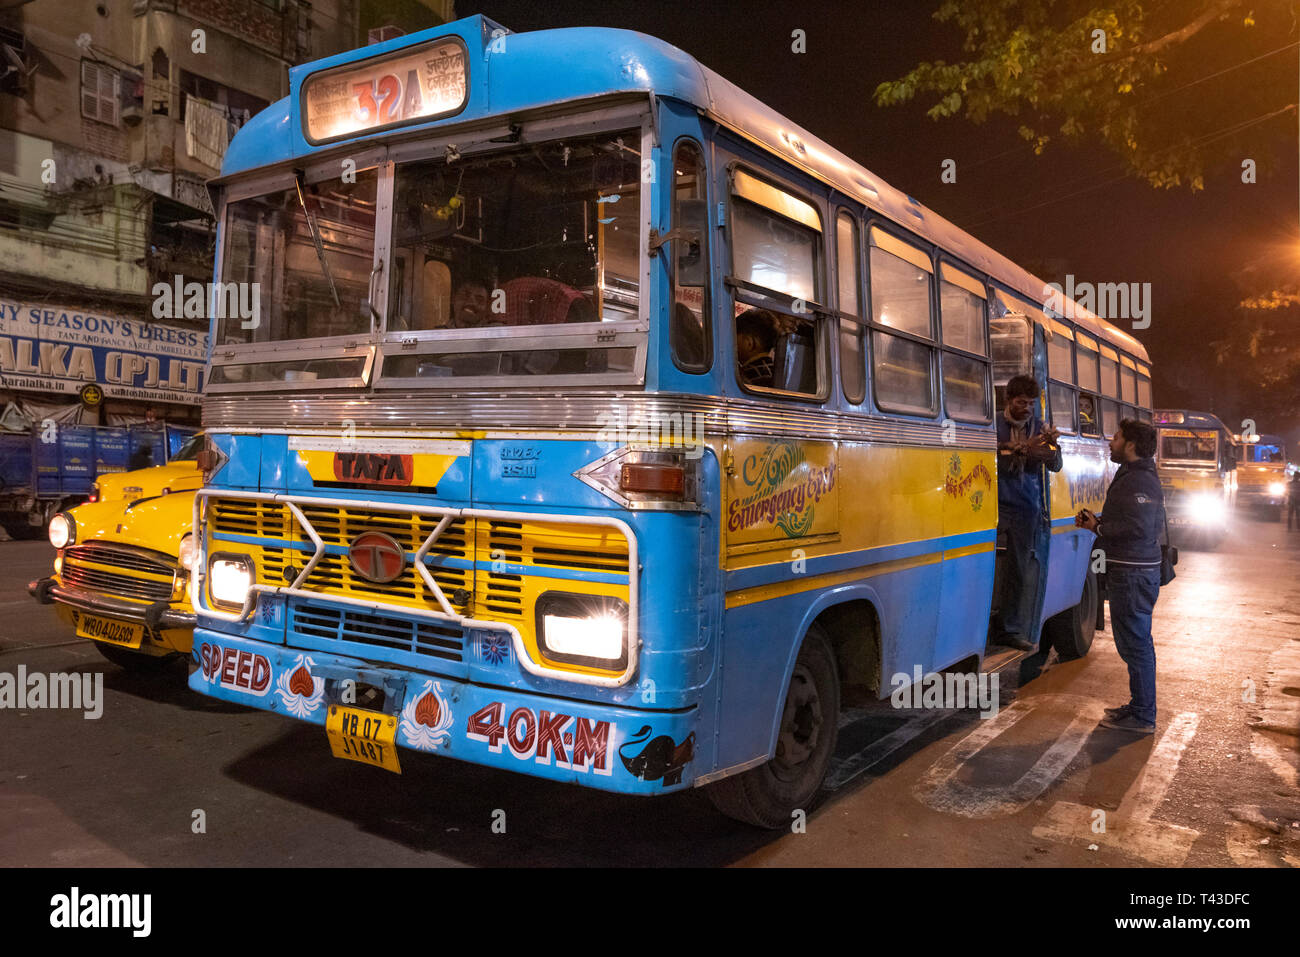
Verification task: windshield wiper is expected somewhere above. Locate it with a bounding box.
[294,172,340,308]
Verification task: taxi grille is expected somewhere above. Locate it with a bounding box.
[61,544,176,602]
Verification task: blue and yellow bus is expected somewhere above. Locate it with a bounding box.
[188,17,1154,826]
[1154,410,1236,547]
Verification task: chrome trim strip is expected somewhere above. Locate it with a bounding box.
[192,490,640,689]
[203,392,998,450]
[38,581,196,629]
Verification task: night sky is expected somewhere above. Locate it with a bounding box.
[456,0,1300,441]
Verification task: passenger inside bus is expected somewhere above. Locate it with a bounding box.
[736,308,778,387]
[1079,394,1099,436]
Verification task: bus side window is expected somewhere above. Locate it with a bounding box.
[836,210,865,404]
[869,228,936,416]
[670,140,711,373]
[1049,382,1076,432]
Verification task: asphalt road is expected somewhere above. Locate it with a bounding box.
[2,514,1297,867]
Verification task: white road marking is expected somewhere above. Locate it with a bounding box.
[1033,711,1201,866]
[825,709,951,790]
[912,694,1103,818]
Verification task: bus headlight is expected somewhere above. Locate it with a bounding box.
[536,594,628,669]
[178,533,196,571]
[48,513,75,549]
[1189,493,1227,525]
[1268,481,1285,497]
[209,555,254,607]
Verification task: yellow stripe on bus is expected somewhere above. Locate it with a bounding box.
[724,543,994,610]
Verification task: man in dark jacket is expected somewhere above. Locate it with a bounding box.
[1076,418,1163,734]
[994,375,1062,651]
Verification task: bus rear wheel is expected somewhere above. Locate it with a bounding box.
[1044,569,1098,661]
[707,625,839,829]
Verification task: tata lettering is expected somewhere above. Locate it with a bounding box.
[333,451,413,486]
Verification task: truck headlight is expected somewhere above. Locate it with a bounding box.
[1268,481,1285,497]
[178,533,196,571]
[209,555,254,608]
[536,594,628,669]
[48,512,75,549]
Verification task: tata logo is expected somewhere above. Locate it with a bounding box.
[348,531,406,584]
[333,452,413,486]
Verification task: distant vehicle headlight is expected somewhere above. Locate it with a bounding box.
[209,555,253,608]
[178,533,196,571]
[48,513,75,549]
[1268,481,1285,497]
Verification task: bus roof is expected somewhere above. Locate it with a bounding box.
[219,14,1149,363]
[1154,410,1231,433]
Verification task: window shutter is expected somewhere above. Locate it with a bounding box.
[80,61,99,121]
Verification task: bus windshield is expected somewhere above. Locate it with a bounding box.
[1160,430,1217,462]
[212,129,644,386]
[380,129,642,381]
[1243,442,1284,464]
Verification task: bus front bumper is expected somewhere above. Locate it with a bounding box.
[188,630,698,795]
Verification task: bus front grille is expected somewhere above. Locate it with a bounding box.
[290,603,464,662]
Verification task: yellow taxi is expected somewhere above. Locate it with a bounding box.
[29,485,198,671]
[90,431,203,504]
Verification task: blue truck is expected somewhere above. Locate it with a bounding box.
[0,423,197,535]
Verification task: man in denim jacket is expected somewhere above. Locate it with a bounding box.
[1076,418,1164,734]
[994,375,1062,651]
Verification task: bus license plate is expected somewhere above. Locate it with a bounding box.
[326,705,401,774]
[76,613,144,649]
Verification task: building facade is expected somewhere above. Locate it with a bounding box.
[0,0,451,431]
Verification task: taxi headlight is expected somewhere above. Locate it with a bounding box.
[1268,481,1285,497]
[209,555,253,607]
[48,512,75,549]
[536,594,628,669]
[178,533,196,571]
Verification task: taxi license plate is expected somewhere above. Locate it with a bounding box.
[75,613,144,649]
[326,705,401,774]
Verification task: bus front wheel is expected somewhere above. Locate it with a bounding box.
[1044,569,1098,661]
[706,625,840,829]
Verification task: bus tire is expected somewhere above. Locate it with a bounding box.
[94,642,181,673]
[1044,569,1098,661]
[707,624,839,829]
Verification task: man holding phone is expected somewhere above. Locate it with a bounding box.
[1076,418,1164,734]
